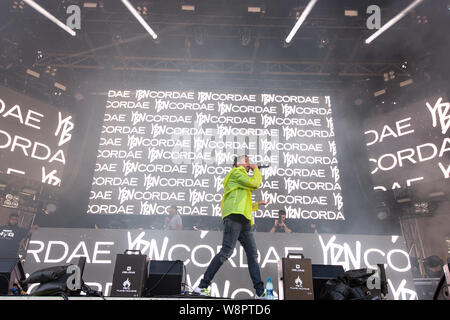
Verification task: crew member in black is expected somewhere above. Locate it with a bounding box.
[0,212,35,257]
[270,210,292,233]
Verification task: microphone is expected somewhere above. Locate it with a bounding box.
[257,164,270,169]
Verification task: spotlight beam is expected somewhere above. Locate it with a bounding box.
[121,0,158,40]
[365,0,426,44]
[23,0,76,36]
[285,0,318,44]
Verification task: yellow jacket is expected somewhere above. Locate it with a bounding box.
[220,166,262,226]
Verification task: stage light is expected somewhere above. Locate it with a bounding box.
[429,191,445,198]
[400,78,414,87]
[74,93,85,101]
[383,70,395,82]
[354,98,363,105]
[318,36,329,49]
[416,15,428,24]
[26,68,40,78]
[83,1,104,9]
[393,187,414,207]
[21,188,36,195]
[401,61,408,69]
[121,0,158,39]
[396,196,411,204]
[11,0,25,12]
[373,190,394,220]
[137,5,148,16]
[54,82,66,91]
[45,203,57,214]
[376,210,388,220]
[181,4,195,11]
[248,7,262,13]
[376,202,391,220]
[373,89,386,97]
[282,38,292,48]
[23,0,76,36]
[413,202,430,214]
[45,65,57,76]
[193,26,207,45]
[365,0,425,44]
[344,9,358,17]
[239,28,252,46]
[37,50,44,60]
[3,194,19,208]
[285,0,318,44]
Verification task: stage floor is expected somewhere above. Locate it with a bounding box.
[0,296,225,300]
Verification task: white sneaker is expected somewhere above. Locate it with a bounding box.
[255,292,266,300]
[193,287,211,296]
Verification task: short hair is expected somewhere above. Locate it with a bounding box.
[279,210,286,216]
[9,212,19,218]
[235,155,248,166]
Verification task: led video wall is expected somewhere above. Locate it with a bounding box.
[0,86,74,187]
[88,89,344,222]
[364,95,450,191]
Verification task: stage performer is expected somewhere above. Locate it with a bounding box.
[194,155,270,299]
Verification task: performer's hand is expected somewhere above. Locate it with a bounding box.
[274,220,279,226]
[258,199,270,206]
[249,164,258,170]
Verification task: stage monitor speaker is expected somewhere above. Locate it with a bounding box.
[146,260,183,297]
[277,253,314,300]
[110,250,147,297]
[312,264,345,300]
[433,263,450,300]
[0,258,27,295]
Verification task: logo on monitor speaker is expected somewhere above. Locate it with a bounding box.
[123,278,131,290]
[295,275,303,288]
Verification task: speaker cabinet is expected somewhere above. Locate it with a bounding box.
[146,260,183,296]
[311,264,345,300]
[110,251,148,297]
[277,254,314,300]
